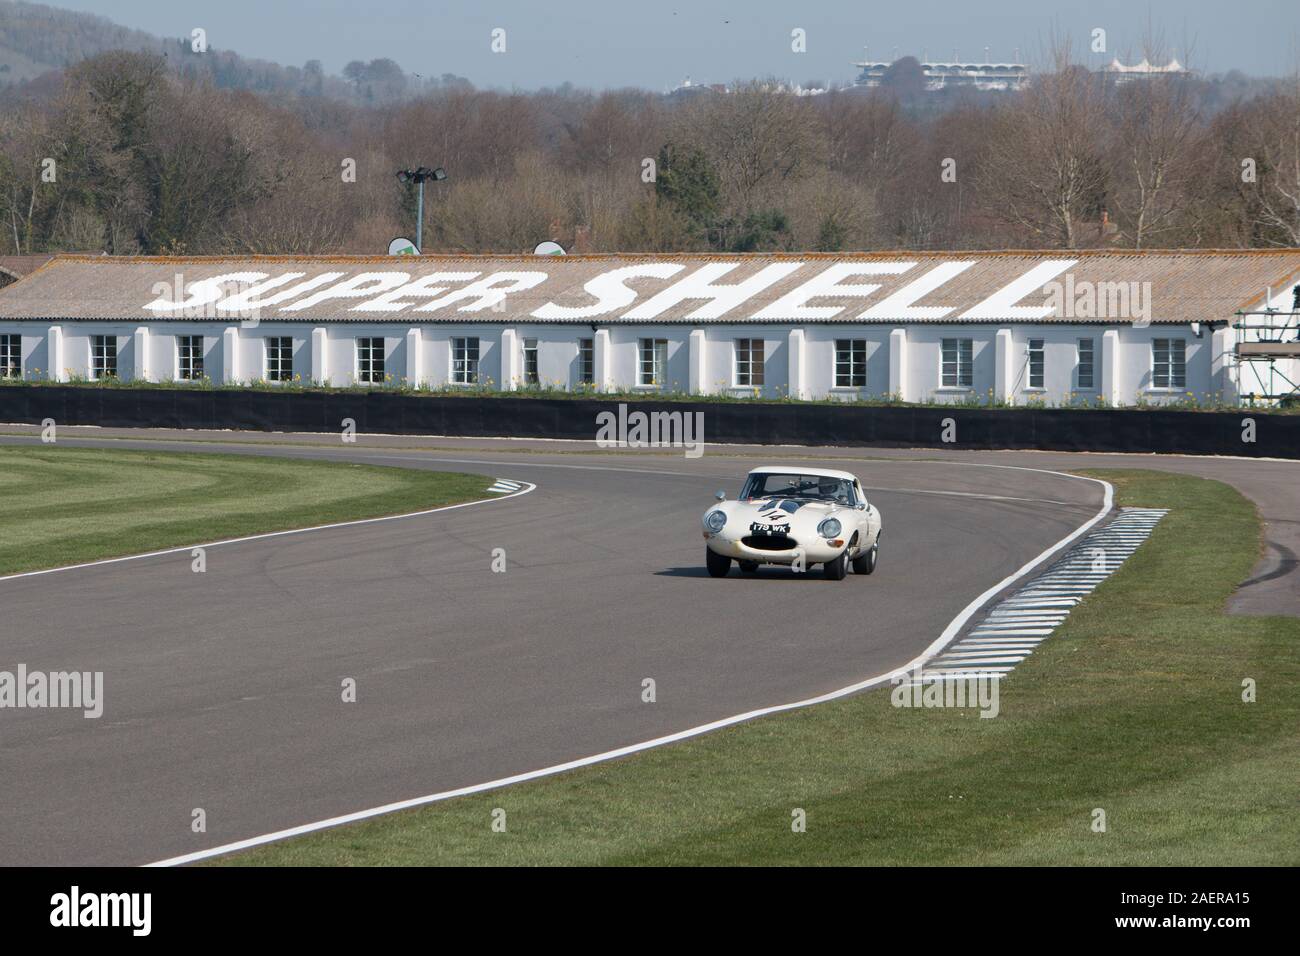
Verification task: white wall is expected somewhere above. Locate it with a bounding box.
[605,326,688,393]
[228,329,307,384]
[504,325,598,389]
[0,319,1221,406]
[1112,325,1211,405]
[801,328,892,402]
[799,324,1210,406]
[699,326,790,398]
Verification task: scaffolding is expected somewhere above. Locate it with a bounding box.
[1232,306,1300,406]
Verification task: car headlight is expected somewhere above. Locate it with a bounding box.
[705,510,728,533]
[817,517,842,538]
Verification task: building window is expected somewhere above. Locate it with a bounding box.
[1152,338,1186,389]
[356,337,384,384]
[1027,338,1044,389]
[941,337,973,387]
[834,339,867,388]
[91,335,117,380]
[265,337,293,382]
[522,338,539,385]
[0,334,20,379]
[734,338,765,387]
[639,338,668,387]
[177,335,204,380]
[452,336,479,385]
[1076,338,1095,389]
[578,338,594,385]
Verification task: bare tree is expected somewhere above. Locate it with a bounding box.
[782,170,878,251]
[1242,80,1300,245]
[974,40,1110,248]
[1108,76,1200,247]
[1105,29,1201,248]
[671,81,823,221]
[618,193,702,252]
[561,90,660,178]
[0,106,55,253]
[435,151,571,252]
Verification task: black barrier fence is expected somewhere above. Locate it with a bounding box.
[1,386,1297,458]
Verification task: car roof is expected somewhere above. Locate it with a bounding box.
[747,465,859,482]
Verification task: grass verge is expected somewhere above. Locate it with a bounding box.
[216,468,1298,865]
[0,445,492,576]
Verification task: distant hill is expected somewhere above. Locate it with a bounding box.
[0,0,469,100]
[0,1,167,79]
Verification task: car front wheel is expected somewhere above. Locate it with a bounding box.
[706,547,732,578]
[852,541,878,575]
[823,549,848,580]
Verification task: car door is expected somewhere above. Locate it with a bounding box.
[853,479,875,549]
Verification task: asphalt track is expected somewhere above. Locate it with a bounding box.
[0,427,1293,866]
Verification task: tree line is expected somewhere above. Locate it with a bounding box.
[1,48,1299,257]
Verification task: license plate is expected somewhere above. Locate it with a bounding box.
[749,522,790,535]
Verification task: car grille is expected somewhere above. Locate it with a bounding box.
[742,535,799,551]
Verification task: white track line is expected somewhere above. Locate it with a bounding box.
[145,464,1114,867]
[0,479,537,585]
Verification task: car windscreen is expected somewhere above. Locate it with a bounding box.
[742,473,855,504]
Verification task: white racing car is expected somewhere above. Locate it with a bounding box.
[701,466,882,580]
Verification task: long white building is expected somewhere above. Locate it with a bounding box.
[0,251,1297,406]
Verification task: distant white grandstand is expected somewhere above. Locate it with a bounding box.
[852,55,1029,92]
[1099,58,1190,83]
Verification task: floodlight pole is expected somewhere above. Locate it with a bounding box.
[396,167,447,255]
[415,179,425,253]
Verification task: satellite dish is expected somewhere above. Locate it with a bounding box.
[533,240,566,256]
[388,237,419,256]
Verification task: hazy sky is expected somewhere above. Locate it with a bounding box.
[52,0,1299,89]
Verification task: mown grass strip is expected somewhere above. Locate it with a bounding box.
[0,446,491,576]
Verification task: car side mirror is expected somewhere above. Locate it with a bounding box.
[858,501,869,511]
[715,490,726,501]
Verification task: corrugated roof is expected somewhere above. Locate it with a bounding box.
[0,250,1296,325]
[0,254,60,286]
